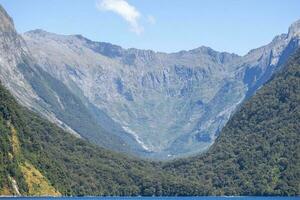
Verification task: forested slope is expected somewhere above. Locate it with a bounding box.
[164,49,300,195]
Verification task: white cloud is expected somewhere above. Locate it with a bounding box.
[147,15,156,25]
[96,0,143,35]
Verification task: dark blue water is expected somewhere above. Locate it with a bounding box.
[0,197,298,200]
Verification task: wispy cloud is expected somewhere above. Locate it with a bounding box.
[96,0,143,35]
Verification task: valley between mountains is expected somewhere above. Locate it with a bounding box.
[0,5,300,159]
[0,4,299,196]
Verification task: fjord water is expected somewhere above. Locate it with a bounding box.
[0,197,299,200]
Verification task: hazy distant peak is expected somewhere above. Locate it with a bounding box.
[25,29,238,59]
[187,46,216,55]
[244,20,300,58]
[288,19,300,38]
[271,33,288,43]
[0,4,15,33]
[26,29,48,35]
[24,29,63,41]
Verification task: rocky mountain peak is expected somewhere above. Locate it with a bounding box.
[24,29,62,40]
[288,19,300,38]
[186,46,240,65]
[189,46,215,53]
[0,5,15,33]
[0,5,28,61]
[26,29,49,36]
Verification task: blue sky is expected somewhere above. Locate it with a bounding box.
[1,0,300,55]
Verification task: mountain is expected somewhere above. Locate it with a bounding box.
[0,33,299,197]
[0,5,299,195]
[22,20,300,159]
[1,4,300,159]
[164,49,300,195]
[0,5,141,155]
[22,30,242,158]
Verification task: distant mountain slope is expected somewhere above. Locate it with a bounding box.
[0,5,141,155]
[23,20,300,159]
[164,49,300,195]
[23,30,243,158]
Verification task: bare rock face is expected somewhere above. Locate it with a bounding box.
[0,5,87,139]
[0,5,37,108]
[288,19,300,38]
[0,4,299,159]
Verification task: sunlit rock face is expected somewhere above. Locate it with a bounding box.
[1,1,299,160]
[0,5,38,108]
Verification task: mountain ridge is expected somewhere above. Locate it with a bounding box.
[22,19,300,158]
[25,28,241,57]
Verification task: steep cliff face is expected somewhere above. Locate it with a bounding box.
[239,20,300,99]
[0,5,77,134]
[0,5,38,109]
